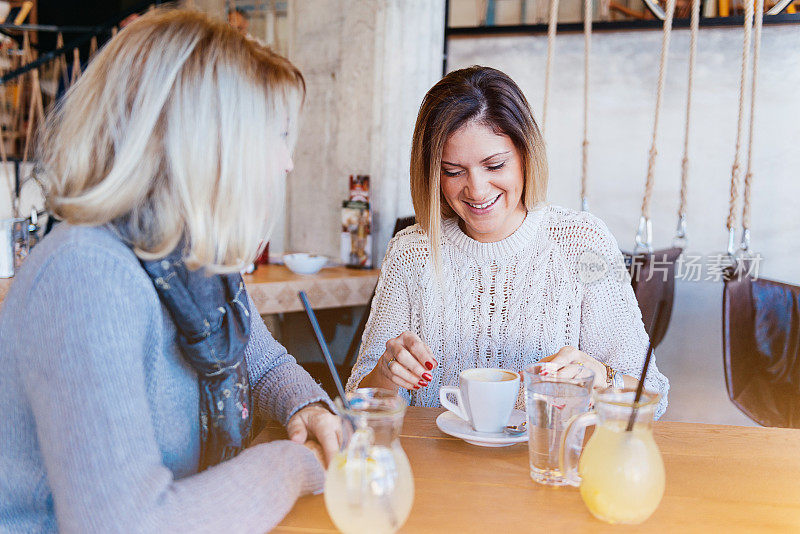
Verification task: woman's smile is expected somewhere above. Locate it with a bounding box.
[464,192,502,213]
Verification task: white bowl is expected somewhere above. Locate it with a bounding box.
[283,253,328,275]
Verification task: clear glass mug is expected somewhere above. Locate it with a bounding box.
[524,362,595,485]
[324,388,414,534]
[560,388,665,524]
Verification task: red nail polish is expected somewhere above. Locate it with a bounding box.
[413,385,420,390]
[422,372,432,381]
[418,379,427,387]
[425,361,433,370]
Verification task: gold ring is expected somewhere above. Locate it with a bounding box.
[386,356,397,370]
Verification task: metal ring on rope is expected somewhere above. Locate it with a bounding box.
[633,216,654,255]
[672,214,688,249]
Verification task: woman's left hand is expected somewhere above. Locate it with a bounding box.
[287,403,341,467]
[540,346,607,390]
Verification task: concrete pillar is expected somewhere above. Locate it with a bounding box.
[283,0,445,265]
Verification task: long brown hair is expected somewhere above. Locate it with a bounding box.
[410,66,547,266]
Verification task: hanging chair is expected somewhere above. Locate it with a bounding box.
[723,267,800,428]
[580,0,692,349]
[624,247,683,349]
[720,0,800,428]
[620,0,685,349]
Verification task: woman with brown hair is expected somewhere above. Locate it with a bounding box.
[347,66,669,417]
[0,9,338,532]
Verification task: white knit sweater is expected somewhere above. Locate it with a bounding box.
[346,204,669,419]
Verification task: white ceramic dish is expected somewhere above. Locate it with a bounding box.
[436,408,528,447]
[283,253,328,275]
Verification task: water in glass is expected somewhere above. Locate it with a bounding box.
[524,363,594,485]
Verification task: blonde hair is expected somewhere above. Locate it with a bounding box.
[410,66,547,267]
[38,8,304,272]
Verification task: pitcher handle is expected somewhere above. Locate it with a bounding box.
[559,411,599,487]
[439,386,468,422]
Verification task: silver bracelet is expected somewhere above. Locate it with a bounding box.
[612,370,624,389]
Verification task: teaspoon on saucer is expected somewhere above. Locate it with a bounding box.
[504,420,527,436]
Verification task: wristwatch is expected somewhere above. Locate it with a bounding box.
[613,370,624,389]
[605,364,624,389]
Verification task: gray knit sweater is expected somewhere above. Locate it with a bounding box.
[0,223,330,533]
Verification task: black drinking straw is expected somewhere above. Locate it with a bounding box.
[299,291,351,410]
[626,300,667,432]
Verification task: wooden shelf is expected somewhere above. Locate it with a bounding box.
[446,12,800,37]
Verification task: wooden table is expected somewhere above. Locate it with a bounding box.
[272,407,800,533]
[0,264,380,314]
[243,264,379,314]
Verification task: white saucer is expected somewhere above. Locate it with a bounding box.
[435,409,528,447]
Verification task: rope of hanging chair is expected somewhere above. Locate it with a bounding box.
[677,0,700,225]
[640,0,676,220]
[581,0,592,210]
[726,0,754,234]
[742,0,764,238]
[542,0,560,133]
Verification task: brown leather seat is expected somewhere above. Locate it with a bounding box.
[623,247,683,349]
[723,267,800,428]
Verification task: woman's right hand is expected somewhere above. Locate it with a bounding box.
[363,331,438,391]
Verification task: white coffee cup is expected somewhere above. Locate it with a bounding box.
[439,368,520,433]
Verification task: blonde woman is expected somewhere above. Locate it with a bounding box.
[0,10,339,532]
[347,66,669,417]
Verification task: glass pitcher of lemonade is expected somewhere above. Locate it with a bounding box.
[324,389,414,534]
[560,388,665,525]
